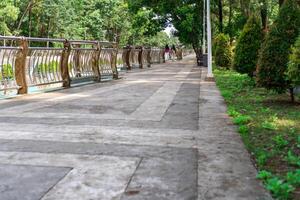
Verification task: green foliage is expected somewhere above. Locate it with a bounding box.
[37,61,58,74]
[0,64,14,80]
[286,36,300,87]
[286,151,300,167]
[238,125,249,135]
[272,135,288,149]
[256,0,300,93]
[233,15,263,77]
[258,171,295,200]
[233,115,252,125]
[266,177,294,200]
[262,121,277,130]
[257,151,269,167]
[286,170,300,187]
[214,68,300,199]
[127,0,203,55]
[0,0,19,35]
[213,34,232,69]
[257,170,273,180]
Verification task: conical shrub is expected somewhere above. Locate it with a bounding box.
[233,15,263,77]
[256,0,300,93]
[286,35,300,87]
[214,33,232,69]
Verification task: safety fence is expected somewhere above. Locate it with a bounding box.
[0,36,186,95]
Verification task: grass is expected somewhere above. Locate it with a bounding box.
[214,68,300,200]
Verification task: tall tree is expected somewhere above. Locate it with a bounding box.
[218,0,223,32]
[128,0,203,59]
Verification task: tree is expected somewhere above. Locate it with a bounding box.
[217,0,223,32]
[0,0,19,35]
[214,33,232,68]
[127,0,203,61]
[256,0,300,102]
[286,36,300,89]
[233,15,263,76]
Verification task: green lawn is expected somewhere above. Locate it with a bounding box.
[214,68,300,200]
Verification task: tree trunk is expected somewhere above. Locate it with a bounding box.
[16,0,34,33]
[261,0,268,30]
[192,44,202,66]
[228,0,233,43]
[290,88,295,103]
[279,0,284,7]
[218,0,223,32]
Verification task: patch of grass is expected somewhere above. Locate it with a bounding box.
[214,68,300,199]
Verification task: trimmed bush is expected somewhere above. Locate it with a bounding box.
[214,33,232,69]
[233,15,263,77]
[286,36,300,87]
[256,0,300,96]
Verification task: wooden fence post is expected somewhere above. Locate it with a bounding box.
[123,46,131,70]
[160,48,165,63]
[138,47,143,69]
[73,44,81,77]
[92,43,101,82]
[146,47,151,68]
[111,44,118,79]
[15,38,28,94]
[60,40,71,87]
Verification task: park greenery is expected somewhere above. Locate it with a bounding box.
[213,0,300,199]
[1,0,300,199]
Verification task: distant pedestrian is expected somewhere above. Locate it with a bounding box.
[165,44,170,61]
[171,45,177,61]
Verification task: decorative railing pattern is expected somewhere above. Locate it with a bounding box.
[68,41,99,81]
[150,48,164,64]
[130,47,142,68]
[0,36,189,95]
[0,45,20,92]
[26,38,66,86]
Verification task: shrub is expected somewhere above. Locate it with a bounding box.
[0,64,14,80]
[256,0,300,101]
[286,36,300,87]
[213,33,232,69]
[233,15,263,77]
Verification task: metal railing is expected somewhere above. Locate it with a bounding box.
[0,36,188,95]
[150,48,164,63]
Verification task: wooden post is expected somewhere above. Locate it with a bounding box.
[15,38,28,94]
[160,48,165,63]
[111,44,118,79]
[123,46,131,70]
[92,44,101,82]
[138,47,143,69]
[73,44,81,77]
[146,47,151,68]
[60,40,71,87]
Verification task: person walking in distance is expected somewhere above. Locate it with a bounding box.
[165,44,170,61]
[171,44,177,61]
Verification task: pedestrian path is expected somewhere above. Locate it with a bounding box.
[0,56,271,200]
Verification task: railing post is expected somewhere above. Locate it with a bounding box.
[160,48,165,63]
[15,38,28,94]
[111,44,118,79]
[138,46,143,69]
[92,43,101,82]
[60,40,71,87]
[73,44,81,77]
[123,46,131,70]
[145,47,151,68]
[177,48,183,60]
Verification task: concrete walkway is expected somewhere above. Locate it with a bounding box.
[0,56,271,200]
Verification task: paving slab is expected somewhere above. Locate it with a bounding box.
[0,56,271,200]
[0,164,71,200]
